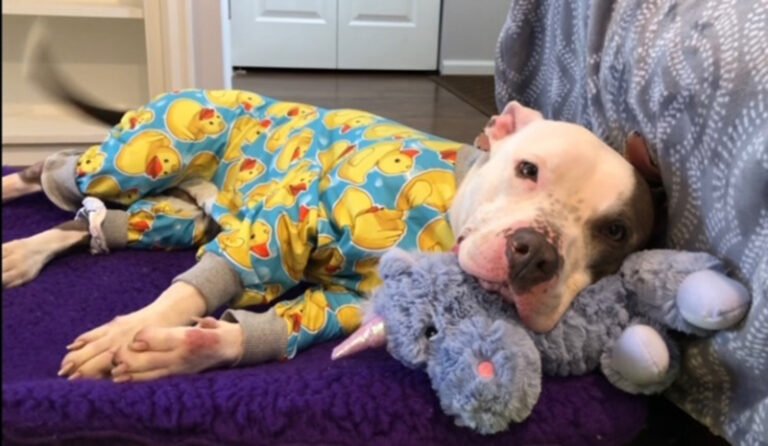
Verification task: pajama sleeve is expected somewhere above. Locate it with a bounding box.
[220,284,365,365]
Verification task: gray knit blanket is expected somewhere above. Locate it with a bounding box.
[494,1,767,444]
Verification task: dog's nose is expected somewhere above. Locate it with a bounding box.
[506,228,560,290]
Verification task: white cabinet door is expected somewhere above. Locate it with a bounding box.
[337,0,440,70]
[231,0,337,69]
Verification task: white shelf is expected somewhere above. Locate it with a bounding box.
[2,103,110,145]
[2,0,143,19]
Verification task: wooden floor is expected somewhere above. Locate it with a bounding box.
[233,70,489,144]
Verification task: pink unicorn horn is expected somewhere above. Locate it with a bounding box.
[331,315,388,360]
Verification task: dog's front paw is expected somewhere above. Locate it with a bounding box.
[110,317,244,383]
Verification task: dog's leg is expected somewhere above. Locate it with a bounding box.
[2,219,89,288]
[2,162,44,203]
[59,281,208,379]
[108,317,244,382]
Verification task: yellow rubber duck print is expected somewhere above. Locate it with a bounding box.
[265,110,320,153]
[150,200,197,218]
[318,203,329,220]
[337,141,419,185]
[223,117,272,162]
[177,152,219,182]
[276,205,318,281]
[421,140,464,164]
[333,187,406,250]
[85,176,139,205]
[76,145,106,177]
[417,217,455,252]
[267,101,316,119]
[115,108,155,134]
[127,210,155,244]
[318,140,357,175]
[218,214,241,231]
[263,161,318,209]
[364,124,427,140]
[323,109,377,134]
[217,158,266,213]
[166,99,227,141]
[395,170,456,213]
[205,90,264,111]
[305,245,346,284]
[275,289,330,334]
[276,128,314,171]
[115,131,181,180]
[355,257,383,294]
[217,219,273,270]
[245,180,277,208]
[336,304,363,334]
[235,284,283,307]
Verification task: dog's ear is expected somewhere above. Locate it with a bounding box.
[625,131,661,185]
[625,132,667,247]
[474,101,543,151]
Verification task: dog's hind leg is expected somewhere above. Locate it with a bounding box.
[2,219,89,288]
[2,162,45,203]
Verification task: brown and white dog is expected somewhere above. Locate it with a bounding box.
[1,35,659,380]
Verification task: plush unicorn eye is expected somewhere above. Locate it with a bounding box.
[424,325,438,339]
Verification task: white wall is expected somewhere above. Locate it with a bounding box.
[190,0,232,90]
[439,0,510,75]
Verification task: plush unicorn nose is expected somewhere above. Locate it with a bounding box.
[477,361,495,380]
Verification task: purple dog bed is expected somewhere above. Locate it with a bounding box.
[2,166,647,445]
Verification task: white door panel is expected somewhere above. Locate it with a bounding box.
[231,0,337,69]
[337,0,440,70]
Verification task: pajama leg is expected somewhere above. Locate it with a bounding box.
[221,286,364,364]
[38,88,245,211]
[101,193,217,251]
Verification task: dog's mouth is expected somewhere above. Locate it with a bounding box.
[456,225,563,306]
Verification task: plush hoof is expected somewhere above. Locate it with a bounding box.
[677,270,751,330]
[611,325,669,385]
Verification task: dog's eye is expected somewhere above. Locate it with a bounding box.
[424,325,438,339]
[516,160,538,181]
[601,222,628,242]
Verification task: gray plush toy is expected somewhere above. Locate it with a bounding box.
[332,249,750,434]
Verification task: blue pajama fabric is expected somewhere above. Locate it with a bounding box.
[74,89,460,359]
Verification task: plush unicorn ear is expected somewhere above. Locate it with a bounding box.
[474,101,544,151]
[378,247,418,280]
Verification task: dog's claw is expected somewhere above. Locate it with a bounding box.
[57,361,74,376]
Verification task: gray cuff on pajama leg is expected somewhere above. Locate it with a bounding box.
[172,252,245,313]
[220,308,289,366]
[40,150,85,212]
[101,210,130,249]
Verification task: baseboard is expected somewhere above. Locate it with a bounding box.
[2,144,88,165]
[439,59,495,75]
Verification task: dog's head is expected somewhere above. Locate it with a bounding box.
[450,102,656,333]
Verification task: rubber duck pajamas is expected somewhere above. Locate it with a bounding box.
[38,89,461,363]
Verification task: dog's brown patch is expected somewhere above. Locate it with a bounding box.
[18,161,44,184]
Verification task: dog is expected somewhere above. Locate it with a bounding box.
[1,31,657,383]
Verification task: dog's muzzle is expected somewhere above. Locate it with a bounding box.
[506,228,560,292]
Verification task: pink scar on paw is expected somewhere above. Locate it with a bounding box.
[184,329,220,352]
[477,361,495,380]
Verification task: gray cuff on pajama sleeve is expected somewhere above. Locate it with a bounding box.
[172,252,244,313]
[40,150,85,212]
[101,210,129,249]
[220,308,289,365]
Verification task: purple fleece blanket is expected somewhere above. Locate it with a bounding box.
[2,167,647,445]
